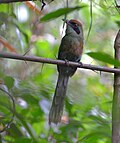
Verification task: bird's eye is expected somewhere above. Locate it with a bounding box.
[73,23,79,28]
[74,24,77,27]
[71,22,77,26]
[69,21,80,34]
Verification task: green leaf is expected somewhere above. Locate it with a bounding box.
[0,12,9,26]
[4,76,14,89]
[13,19,30,44]
[8,123,23,138]
[87,52,120,66]
[0,5,8,13]
[13,138,32,143]
[115,21,120,27]
[14,112,39,143]
[79,131,111,142]
[40,6,86,22]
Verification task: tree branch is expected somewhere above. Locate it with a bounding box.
[0,52,119,74]
[0,0,34,3]
[112,29,120,142]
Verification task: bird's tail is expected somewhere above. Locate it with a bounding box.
[49,73,69,124]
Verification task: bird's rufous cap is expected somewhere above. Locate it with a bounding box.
[62,19,82,27]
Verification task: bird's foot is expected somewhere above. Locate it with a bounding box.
[78,62,83,67]
[64,59,69,66]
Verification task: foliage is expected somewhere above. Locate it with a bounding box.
[0,0,119,142]
[87,52,120,66]
[40,6,86,22]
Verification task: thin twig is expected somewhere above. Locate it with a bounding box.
[0,52,120,74]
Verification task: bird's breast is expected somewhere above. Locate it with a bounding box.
[69,37,83,57]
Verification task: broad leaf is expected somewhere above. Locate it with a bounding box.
[87,52,120,66]
[40,6,86,22]
[4,76,14,89]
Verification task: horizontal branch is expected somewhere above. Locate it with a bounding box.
[0,0,34,3]
[0,52,120,74]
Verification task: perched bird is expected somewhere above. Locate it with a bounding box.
[49,19,84,124]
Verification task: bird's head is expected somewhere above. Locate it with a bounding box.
[63,19,83,38]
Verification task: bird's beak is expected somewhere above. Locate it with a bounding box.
[62,19,69,25]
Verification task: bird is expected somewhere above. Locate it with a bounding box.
[49,19,84,124]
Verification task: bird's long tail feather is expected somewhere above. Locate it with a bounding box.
[49,73,69,124]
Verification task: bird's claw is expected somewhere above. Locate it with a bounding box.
[78,62,83,67]
[64,59,69,66]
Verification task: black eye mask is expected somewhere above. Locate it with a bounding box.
[68,22,80,34]
[73,25,80,34]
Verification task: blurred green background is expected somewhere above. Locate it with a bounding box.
[0,0,119,142]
